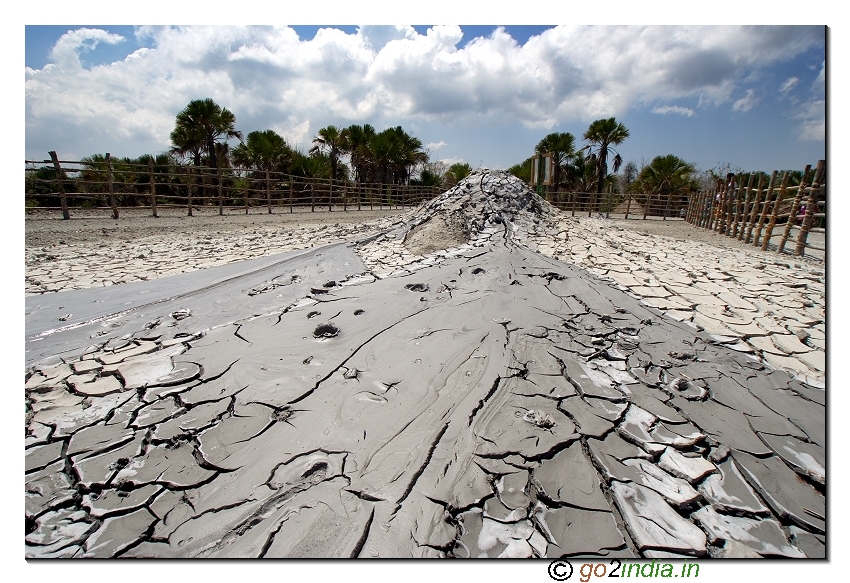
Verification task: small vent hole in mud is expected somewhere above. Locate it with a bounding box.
[302,461,328,480]
[405,283,429,292]
[323,281,337,288]
[307,311,321,319]
[272,408,293,422]
[472,268,485,275]
[354,309,365,316]
[313,323,339,339]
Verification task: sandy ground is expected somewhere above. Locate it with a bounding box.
[24,180,826,559]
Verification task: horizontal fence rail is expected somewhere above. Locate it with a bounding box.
[25,154,445,218]
[683,160,825,259]
[542,189,690,220]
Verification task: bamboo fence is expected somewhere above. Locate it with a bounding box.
[683,160,825,258]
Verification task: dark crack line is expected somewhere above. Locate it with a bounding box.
[467,377,502,427]
[287,306,432,405]
[233,324,251,345]
[396,422,450,506]
[350,507,375,558]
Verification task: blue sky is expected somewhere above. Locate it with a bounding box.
[24,23,826,177]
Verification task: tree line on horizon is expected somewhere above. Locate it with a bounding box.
[27,100,810,207]
[26,97,473,203]
[507,117,705,205]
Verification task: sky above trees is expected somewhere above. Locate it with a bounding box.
[24,20,826,174]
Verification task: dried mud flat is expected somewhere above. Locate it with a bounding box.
[25,171,825,559]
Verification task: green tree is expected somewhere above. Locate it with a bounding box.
[446,162,472,186]
[535,132,576,188]
[170,98,243,174]
[637,155,698,196]
[232,130,293,173]
[310,125,347,181]
[410,168,444,187]
[583,118,629,195]
[508,158,532,183]
[344,124,377,183]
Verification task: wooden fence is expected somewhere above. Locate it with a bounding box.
[684,160,825,258]
[542,188,690,219]
[25,152,444,219]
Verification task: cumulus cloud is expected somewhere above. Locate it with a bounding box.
[651,105,695,117]
[793,100,825,141]
[732,89,759,112]
[789,61,825,141]
[779,76,799,94]
[427,141,447,151]
[26,25,824,159]
[47,28,126,69]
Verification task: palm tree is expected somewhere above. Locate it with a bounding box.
[232,130,293,173]
[638,155,697,195]
[310,125,347,182]
[583,118,630,196]
[345,124,376,184]
[170,98,243,174]
[637,154,698,214]
[535,132,576,188]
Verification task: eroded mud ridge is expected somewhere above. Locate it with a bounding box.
[25,171,824,558]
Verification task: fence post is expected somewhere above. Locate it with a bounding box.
[218,166,224,216]
[265,170,272,214]
[329,179,333,212]
[643,194,650,220]
[289,180,294,213]
[716,180,725,233]
[721,178,733,234]
[244,175,249,214]
[311,181,315,212]
[106,153,119,219]
[744,173,765,243]
[148,158,158,218]
[48,151,70,220]
[187,166,194,217]
[753,171,777,246]
[663,192,671,220]
[778,165,812,254]
[761,171,790,252]
[734,173,754,240]
[794,160,826,256]
[343,183,347,212]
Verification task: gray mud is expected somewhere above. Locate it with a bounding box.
[25,170,824,559]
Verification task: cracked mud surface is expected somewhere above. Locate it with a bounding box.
[25,171,825,558]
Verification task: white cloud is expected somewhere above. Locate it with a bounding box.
[26,25,824,159]
[732,89,759,112]
[779,76,799,94]
[789,61,825,141]
[427,141,447,151]
[793,100,825,141]
[651,105,695,117]
[47,28,126,69]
